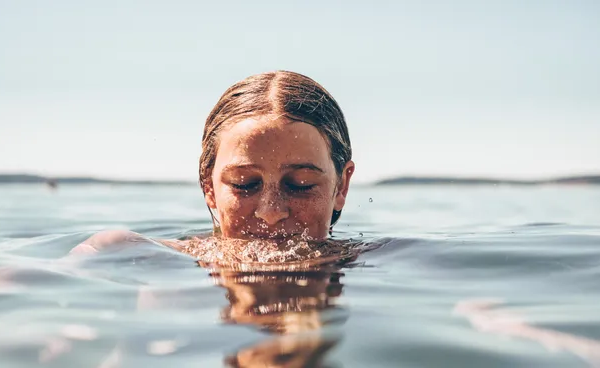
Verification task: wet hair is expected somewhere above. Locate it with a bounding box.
[199,70,352,226]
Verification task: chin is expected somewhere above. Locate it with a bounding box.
[222,224,328,242]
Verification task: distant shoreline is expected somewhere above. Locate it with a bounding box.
[375,175,600,186]
[0,174,195,186]
[1,173,599,186]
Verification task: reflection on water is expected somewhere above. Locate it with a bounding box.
[213,266,346,367]
[193,236,358,367]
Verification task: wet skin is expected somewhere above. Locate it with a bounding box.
[203,115,354,242]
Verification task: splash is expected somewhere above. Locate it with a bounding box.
[181,230,359,271]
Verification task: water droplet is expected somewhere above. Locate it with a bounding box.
[369,198,373,202]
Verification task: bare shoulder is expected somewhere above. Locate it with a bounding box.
[69,230,148,255]
[68,230,190,256]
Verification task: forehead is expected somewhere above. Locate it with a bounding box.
[214,116,333,169]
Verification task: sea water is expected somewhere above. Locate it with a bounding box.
[1,184,599,367]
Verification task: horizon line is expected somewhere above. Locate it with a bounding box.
[1,172,599,185]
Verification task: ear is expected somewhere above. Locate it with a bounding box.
[202,178,217,209]
[334,160,355,211]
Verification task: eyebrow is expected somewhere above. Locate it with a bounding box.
[280,163,325,173]
[221,163,261,173]
[221,162,325,173]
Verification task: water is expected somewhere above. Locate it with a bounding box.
[1,184,600,367]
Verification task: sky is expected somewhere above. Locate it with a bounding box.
[0,0,599,183]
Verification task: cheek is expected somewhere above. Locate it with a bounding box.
[289,191,335,226]
[215,190,256,223]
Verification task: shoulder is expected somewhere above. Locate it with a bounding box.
[69,230,146,255]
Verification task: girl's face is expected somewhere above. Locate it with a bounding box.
[204,116,354,241]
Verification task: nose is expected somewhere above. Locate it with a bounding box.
[254,188,289,226]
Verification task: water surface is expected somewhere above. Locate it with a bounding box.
[1,184,599,367]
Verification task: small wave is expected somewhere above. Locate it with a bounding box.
[520,222,565,227]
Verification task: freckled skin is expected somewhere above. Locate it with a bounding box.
[204,116,354,241]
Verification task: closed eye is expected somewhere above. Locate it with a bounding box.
[286,183,316,192]
[231,182,260,191]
